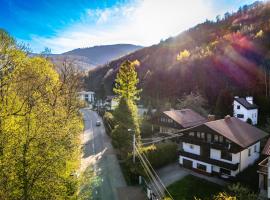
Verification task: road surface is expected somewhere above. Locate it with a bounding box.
[80,109,127,200]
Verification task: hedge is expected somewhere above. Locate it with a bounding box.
[140,142,178,169]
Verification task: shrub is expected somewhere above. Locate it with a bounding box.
[103,111,114,134]
[140,119,154,138]
[140,142,178,169]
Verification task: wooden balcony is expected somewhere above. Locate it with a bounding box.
[258,157,268,175]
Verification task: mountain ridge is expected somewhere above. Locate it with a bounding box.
[49,44,143,72]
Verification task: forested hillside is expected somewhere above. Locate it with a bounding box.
[86,1,270,122]
[63,44,142,65]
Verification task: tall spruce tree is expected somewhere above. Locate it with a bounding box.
[112,60,141,157]
[113,60,141,101]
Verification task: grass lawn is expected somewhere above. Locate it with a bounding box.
[166,175,224,200]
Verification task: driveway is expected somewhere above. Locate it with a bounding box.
[157,163,227,187]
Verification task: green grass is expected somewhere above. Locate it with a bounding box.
[166,175,224,200]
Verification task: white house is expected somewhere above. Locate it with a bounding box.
[78,91,95,103]
[179,116,267,177]
[105,96,118,110]
[233,96,258,125]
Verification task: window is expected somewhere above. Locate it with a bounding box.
[225,139,231,144]
[254,145,257,153]
[197,132,200,138]
[214,135,219,142]
[189,132,194,137]
[219,136,223,143]
[197,163,207,171]
[237,114,244,119]
[201,132,205,139]
[237,105,240,109]
[207,134,212,142]
[221,151,232,161]
[220,168,231,175]
[248,148,251,156]
[190,144,194,149]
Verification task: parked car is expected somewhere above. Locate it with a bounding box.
[96,121,101,126]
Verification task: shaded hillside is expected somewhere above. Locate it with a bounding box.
[86,1,270,117]
[63,44,143,66]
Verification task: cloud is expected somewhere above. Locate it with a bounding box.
[29,0,252,53]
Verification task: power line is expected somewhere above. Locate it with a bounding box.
[140,124,201,146]
[140,146,174,200]
[135,145,164,199]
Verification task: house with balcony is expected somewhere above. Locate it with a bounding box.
[233,96,258,125]
[179,116,267,177]
[152,109,207,134]
[258,138,270,198]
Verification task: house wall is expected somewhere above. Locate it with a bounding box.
[182,142,200,155]
[233,100,258,125]
[239,142,260,171]
[210,148,240,164]
[159,126,179,134]
[111,99,118,110]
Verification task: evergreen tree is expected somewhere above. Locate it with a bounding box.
[112,60,141,157]
[113,60,141,101]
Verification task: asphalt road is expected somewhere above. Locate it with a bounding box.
[80,109,127,200]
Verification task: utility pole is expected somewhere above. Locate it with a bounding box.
[133,132,136,163]
[128,129,136,163]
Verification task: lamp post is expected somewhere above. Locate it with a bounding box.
[128,129,136,163]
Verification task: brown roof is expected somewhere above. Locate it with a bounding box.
[204,117,267,148]
[163,109,207,128]
[262,138,270,156]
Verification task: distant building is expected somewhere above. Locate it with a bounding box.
[179,116,267,177]
[105,96,118,110]
[233,96,258,125]
[258,138,270,198]
[78,91,95,103]
[152,109,207,134]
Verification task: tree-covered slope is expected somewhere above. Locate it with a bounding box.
[86,1,270,116]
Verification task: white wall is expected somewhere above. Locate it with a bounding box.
[182,142,200,155]
[233,100,258,125]
[210,148,240,164]
[239,142,260,171]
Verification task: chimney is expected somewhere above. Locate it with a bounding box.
[224,115,231,120]
[234,96,239,99]
[208,114,215,121]
[246,96,253,104]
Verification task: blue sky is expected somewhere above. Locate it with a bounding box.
[0,0,258,53]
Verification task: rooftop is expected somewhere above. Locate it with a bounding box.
[204,117,267,148]
[234,97,258,110]
[262,138,270,156]
[164,109,207,128]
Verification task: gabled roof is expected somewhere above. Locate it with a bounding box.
[204,117,267,148]
[262,138,270,156]
[163,109,207,128]
[234,98,258,110]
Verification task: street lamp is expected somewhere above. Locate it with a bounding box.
[128,129,136,163]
